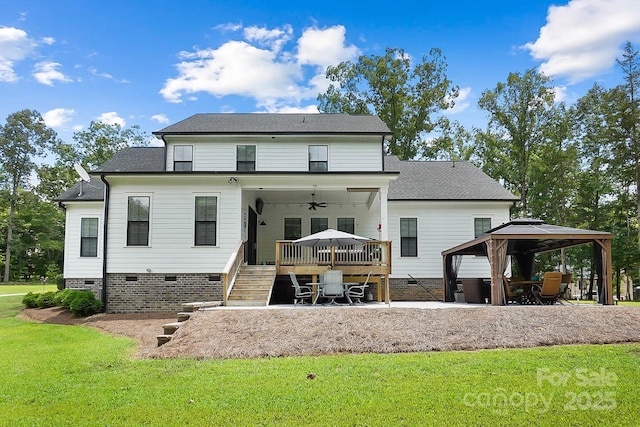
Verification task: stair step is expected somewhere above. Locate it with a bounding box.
[226,300,268,307]
[182,301,223,311]
[176,312,192,322]
[162,322,183,334]
[157,335,173,346]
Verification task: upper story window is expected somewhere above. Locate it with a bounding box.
[400,218,417,257]
[474,218,492,238]
[237,145,256,171]
[284,218,302,240]
[127,196,150,246]
[309,145,328,172]
[337,217,355,234]
[311,217,328,234]
[195,196,217,246]
[80,218,99,257]
[174,145,193,171]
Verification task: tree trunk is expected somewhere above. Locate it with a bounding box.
[3,193,15,283]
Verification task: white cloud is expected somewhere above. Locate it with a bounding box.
[297,25,359,69]
[151,113,170,124]
[42,37,55,45]
[43,108,75,127]
[33,61,72,86]
[72,124,84,131]
[97,112,125,127]
[553,86,568,103]
[524,0,640,83]
[214,22,243,32]
[0,26,36,82]
[244,25,293,52]
[446,87,472,114]
[160,25,360,110]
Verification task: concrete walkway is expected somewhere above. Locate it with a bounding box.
[205,300,489,311]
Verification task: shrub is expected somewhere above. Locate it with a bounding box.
[22,292,39,308]
[68,291,103,317]
[35,292,57,308]
[53,289,74,307]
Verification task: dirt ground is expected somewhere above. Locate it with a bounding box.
[20,304,640,359]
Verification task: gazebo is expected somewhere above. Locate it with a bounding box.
[441,219,614,305]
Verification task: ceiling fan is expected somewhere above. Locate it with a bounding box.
[308,192,327,210]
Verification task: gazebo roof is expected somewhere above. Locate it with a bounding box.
[442,218,613,257]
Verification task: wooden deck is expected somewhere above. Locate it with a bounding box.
[275,240,392,303]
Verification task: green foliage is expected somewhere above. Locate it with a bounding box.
[21,288,102,316]
[318,47,458,160]
[35,291,57,308]
[68,290,103,316]
[21,292,38,308]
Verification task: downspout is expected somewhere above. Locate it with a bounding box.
[100,174,110,311]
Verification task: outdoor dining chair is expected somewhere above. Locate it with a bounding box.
[502,276,525,304]
[318,270,344,305]
[532,272,563,304]
[289,272,314,305]
[346,271,372,304]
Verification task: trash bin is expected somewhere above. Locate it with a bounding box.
[461,278,484,303]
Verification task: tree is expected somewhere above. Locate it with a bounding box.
[0,110,57,282]
[37,121,149,200]
[318,47,459,160]
[477,69,561,215]
[612,42,640,287]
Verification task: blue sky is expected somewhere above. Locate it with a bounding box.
[1,0,639,145]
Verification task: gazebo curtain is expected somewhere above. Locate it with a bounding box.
[444,254,463,302]
[594,243,605,304]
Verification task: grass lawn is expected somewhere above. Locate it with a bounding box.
[1,295,638,426]
[0,283,58,295]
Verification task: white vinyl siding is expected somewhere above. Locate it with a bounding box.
[63,202,103,279]
[388,201,512,278]
[164,137,383,172]
[106,176,240,273]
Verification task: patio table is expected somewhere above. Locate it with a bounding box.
[310,282,358,305]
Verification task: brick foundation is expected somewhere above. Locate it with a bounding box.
[105,273,223,313]
[389,277,444,301]
[64,278,103,299]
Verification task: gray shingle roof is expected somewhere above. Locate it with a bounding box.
[93,147,165,173]
[153,113,392,135]
[55,178,105,202]
[385,156,518,201]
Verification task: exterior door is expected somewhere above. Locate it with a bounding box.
[246,207,257,265]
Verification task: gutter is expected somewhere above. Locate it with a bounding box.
[100,174,111,311]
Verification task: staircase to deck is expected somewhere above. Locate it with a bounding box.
[226,265,277,306]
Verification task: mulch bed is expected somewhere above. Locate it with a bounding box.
[20,305,640,360]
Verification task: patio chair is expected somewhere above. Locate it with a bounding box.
[502,276,525,304]
[346,271,372,304]
[318,270,344,305]
[531,272,563,304]
[289,272,313,305]
[560,274,572,301]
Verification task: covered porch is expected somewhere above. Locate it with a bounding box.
[442,219,614,306]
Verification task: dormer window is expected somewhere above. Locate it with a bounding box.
[309,145,328,172]
[237,145,256,171]
[174,145,193,171]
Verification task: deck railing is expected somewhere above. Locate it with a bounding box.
[222,240,245,305]
[276,240,391,268]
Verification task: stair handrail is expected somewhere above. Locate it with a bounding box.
[222,240,245,305]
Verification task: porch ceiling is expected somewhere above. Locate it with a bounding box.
[254,188,372,208]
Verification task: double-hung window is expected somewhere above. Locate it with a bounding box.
[309,145,328,172]
[127,196,150,246]
[311,217,328,234]
[80,218,99,257]
[237,145,256,171]
[474,218,492,238]
[400,218,417,257]
[174,145,193,171]
[284,218,302,240]
[195,196,217,246]
[337,217,355,234]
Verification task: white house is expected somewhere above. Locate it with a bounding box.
[56,113,517,312]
